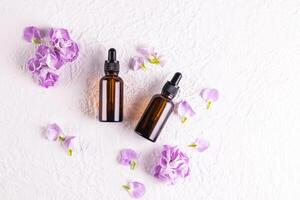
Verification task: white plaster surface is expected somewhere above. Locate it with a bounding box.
[0,0,300,199]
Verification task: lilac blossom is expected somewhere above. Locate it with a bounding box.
[153,145,190,184]
[49,28,79,63]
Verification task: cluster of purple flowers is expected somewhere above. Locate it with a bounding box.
[153,145,190,184]
[24,26,79,88]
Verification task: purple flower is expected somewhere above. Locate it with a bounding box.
[35,45,63,70]
[118,149,138,170]
[27,57,43,74]
[175,101,196,123]
[123,181,145,198]
[49,28,79,63]
[45,123,63,141]
[23,26,42,44]
[34,67,59,88]
[62,136,76,156]
[137,47,166,66]
[153,145,190,184]
[200,88,219,109]
[129,56,146,71]
[188,138,209,152]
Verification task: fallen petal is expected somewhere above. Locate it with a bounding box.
[123,181,145,198]
[176,101,196,122]
[129,56,145,71]
[201,88,219,102]
[63,136,76,156]
[45,123,63,141]
[118,148,138,166]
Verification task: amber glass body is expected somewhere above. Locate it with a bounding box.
[135,93,174,142]
[99,72,123,122]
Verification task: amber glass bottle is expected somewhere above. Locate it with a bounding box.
[135,72,182,142]
[99,48,123,122]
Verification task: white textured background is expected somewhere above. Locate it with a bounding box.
[0,0,300,199]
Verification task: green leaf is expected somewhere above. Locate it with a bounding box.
[122,184,131,191]
[68,149,73,156]
[58,135,65,141]
[188,143,197,148]
[149,57,160,64]
[32,38,41,45]
[130,160,137,170]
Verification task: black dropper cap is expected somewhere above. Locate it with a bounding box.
[104,48,120,72]
[162,72,182,99]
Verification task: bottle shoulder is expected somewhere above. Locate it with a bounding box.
[151,94,174,106]
[100,75,123,83]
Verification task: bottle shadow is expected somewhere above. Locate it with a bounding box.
[80,47,105,119]
[123,78,164,130]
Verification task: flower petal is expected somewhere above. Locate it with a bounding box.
[35,44,63,69]
[35,67,59,88]
[195,138,209,152]
[49,28,71,41]
[129,56,145,71]
[176,101,196,119]
[118,148,138,166]
[137,47,155,58]
[23,26,42,44]
[63,136,76,156]
[126,181,145,198]
[201,88,219,102]
[45,123,63,141]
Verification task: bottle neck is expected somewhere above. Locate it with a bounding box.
[105,71,119,76]
[161,91,174,100]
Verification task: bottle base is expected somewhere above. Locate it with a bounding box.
[99,119,123,123]
[135,130,156,143]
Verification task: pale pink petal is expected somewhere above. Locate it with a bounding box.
[195,138,209,152]
[201,88,219,102]
[45,123,62,141]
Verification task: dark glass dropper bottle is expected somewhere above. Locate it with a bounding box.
[99,48,123,122]
[135,72,182,142]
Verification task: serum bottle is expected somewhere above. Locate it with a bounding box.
[99,48,123,122]
[135,72,182,142]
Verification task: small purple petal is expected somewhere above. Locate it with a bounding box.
[201,88,219,102]
[195,138,209,152]
[176,101,196,122]
[126,181,145,198]
[129,56,145,70]
[137,47,155,58]
[118,149,138,166]
[45,123,63,141]
[23,26,42,43]
[63,136,76,150]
